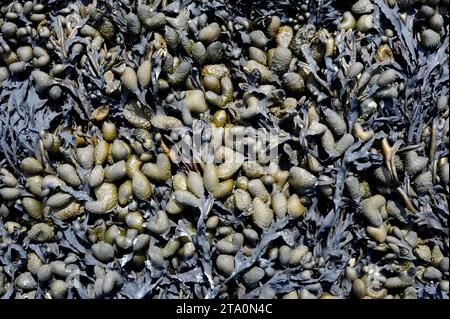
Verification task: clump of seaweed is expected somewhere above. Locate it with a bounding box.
[0,0,448,299]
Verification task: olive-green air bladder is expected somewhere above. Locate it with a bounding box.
[248,46,267,66]
[31,70,53,94]
[356,14,374,33]
[205,76,234,108]
[92,241,115,263]
[123,102,152,130]
[249,30,268,49]
[0,187,21,201]
[141,153,171,183]
[216,254,235,276]
[173,190,200,208]
[420,29,441,50]
[203,163,234,199]
[352,278,367,299]
[0,0,448,300]
[41,175,66,196]
[238,93,261,120]
[104,160,127,182]
[337,11,356,31]
[187,171,204,197]
[181,89,208,125]
[198,22,221,44]
[216,237,241,254]
[24,175,44,197]
[305,115,355,158]
[167,61,191,86]
[151,114,183,131]
[251,197,274,229]
[438,160,449,185]
[321,129,355,157]
[243,60,275,84]
[52,201,82,221]
[28,223,55,242]
[191,41,207,66]
[131,170,152,201]
[289,166,317,194]
[161,238,180,258]
[366,224,387,243]
[289,245,309,266]
[413,171,433,195]
[22,197,44,219]
[27,252,42,277]
[80,24,103,48]
[404,150,427,177]
[85,183,118,214]
[94,140,110,165]
[242,266,265,288]
[118,180,133,206]
[287,193,306,219]
[247,178,270,202]
[234,189,252,212]
[137,59,151,89]
[147,210,170,235]
[216,162,242,180]
[89,165,105,187]
[283,72,304,96]
[345,175,366,202]
[166,195,185,215]
[76,145,95,170]
[269,47,292,76]
[110,140,131,162]
[242,160,265,179]
[21,157,44,175]
[353,122,374,142]
[322,108,347,136]
[360,194,386,227]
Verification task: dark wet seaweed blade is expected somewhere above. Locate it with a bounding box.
[374,0,417,72]
[211,201,243,226]
[119,253,134,268]
[415,204,448,235]
[0,222,27,298]
[209,217,290,298]
[0,0,448,300]
[0,281,15,300]
[168,267,205,284]
[243,270,300,298]
[61,225,88,254]
[123,274,164,299]
[0,80,60,172]
[308,0,339,27]
[189,195,215,297]
[280,226,300,247]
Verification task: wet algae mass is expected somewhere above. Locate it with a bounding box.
[0,0,448,300]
